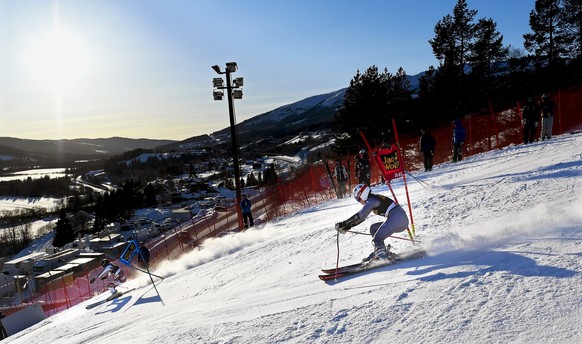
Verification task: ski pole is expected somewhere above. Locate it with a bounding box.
[346,230,420,243]
[138,251,164,305]
[405,170,431,188]
[124,262,165,281]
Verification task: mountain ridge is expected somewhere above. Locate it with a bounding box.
[1,73,422,157]
[0,136,176,158]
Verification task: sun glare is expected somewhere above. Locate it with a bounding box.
[24,28,92,90]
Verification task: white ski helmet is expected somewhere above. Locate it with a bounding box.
[353,184,370,202]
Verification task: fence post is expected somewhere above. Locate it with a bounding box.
[558,89,563,134]
[489,101,499,148]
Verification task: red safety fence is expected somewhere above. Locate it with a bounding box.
[397,86,582,171]
[2,85,581,321]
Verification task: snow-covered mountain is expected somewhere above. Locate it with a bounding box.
[0,137,176,158]
[5,133,581,343]
[211,88,347,143]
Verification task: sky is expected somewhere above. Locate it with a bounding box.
[0,0,535,141]
[3,132,581,343]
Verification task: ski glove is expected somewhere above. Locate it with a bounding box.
[90,278,95,284]
[335,221,349,234]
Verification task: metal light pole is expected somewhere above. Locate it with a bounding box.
[212,62,245,231]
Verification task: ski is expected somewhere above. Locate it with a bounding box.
[321,251,399,274]
[319,249,427,281]
[85,288,135,310]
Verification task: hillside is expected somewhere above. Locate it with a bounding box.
[4,133,581,343]
[0,137,177,158]
[214,88,346,142]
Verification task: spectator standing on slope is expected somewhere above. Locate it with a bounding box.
[240,194,254,229]
[332,160,349,198]
[452,119,466,162]
[419,127,436,171]
[522,97,540,144]
[540,94,556,141]
[355,149,371,186]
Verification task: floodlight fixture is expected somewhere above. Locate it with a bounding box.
[233,77,244,87]
[225,62,238,72]
[213,90,224,100]
[211,65,222,74]
[213,77,224,88]
[233,89,243,99]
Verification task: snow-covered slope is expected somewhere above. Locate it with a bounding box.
[5,134,582,344]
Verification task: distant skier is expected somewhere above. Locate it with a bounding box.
[334,184,409,262]
[90,259,127,296]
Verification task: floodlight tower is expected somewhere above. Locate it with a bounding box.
[211,62,245,231]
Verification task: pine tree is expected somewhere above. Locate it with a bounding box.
[468,18,509,99]
[246,172,258,187]
[52,209,75,248]
[469,18,509,79]
[562,0,582,59]
[334,65,412,151]
[524,0,569,67]
[263,164,278,185]
[429,0,478,114]
[430,0,477,79]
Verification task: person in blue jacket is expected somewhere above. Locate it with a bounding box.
[240,194,254,229]
[452,119,466,162]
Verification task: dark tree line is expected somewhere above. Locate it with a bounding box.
[0,223,33,257]
[102,148,216,185]
[91,180,146,233]
[334,0,582,152]
[0,176,76,198]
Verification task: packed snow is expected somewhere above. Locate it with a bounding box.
[4,133,582,343]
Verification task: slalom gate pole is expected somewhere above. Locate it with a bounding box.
[335,231,340,281]
[139,251,164,304]
[346,230,419,243]
[359,128,415,242]
[347,159,352,191]
[387,181,414,242]
[392,119,416,239]
[325,160,339,198]
[516,101,524,129]
[489,100,500,148]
